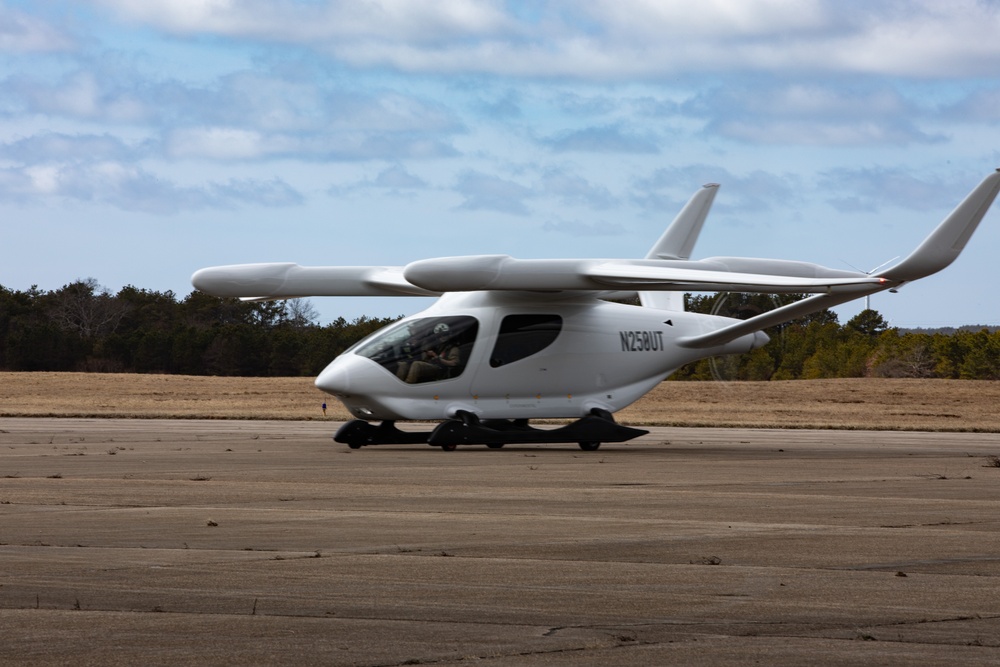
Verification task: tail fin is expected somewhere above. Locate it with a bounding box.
[878,169,1000,282]
[645,183,719,260]
[640,183,719,310]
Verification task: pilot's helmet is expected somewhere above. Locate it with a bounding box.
[433,323,450,335]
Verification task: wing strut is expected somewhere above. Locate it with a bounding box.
[677,288,883,349]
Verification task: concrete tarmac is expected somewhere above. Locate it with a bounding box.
[1,418,999,666]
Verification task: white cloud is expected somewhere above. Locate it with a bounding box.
[541,124,659,154]
[946,87,1000,123]
[824,1,1000,77]
[39,71,100,116]
[0,133,140,163]
[714,119,943,146]
[584,0,830,39]
[0,4,76,52]
[336,1,1000,79]
[98,0,514,42]
[632,166,801,215]
[682,83,945,146]
[3,63,464,162]
[3,1,998,329]
[211,177,303,207]
[25,165,61,194]
[540,169,616,209]
[454,169,533,215]
[819,167,967,212]
[11,69,151,122]
[0,158,303,213]
[372,165,427,189]
[85,0,1000,80]
[167,126,268,160]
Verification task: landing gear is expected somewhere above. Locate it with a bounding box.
[334,408,646,451]
[334,420,429,448]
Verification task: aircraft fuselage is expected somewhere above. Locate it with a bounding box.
[315,291,767,421]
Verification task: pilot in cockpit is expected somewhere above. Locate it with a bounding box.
[396,322,461,384]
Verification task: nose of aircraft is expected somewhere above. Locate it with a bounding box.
[315,357,352,395]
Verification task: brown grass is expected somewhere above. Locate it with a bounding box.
[617,378,1000,432]
[1,372,998,432]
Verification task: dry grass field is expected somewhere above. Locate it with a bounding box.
[2,372,998,431]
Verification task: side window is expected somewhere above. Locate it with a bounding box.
[489,314,562,367]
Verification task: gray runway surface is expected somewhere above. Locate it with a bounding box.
[2,418,999,666]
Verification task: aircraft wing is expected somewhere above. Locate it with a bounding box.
[400,255,883,294]
[191,262,440,299]
[402,169,1000,297]
[192,256,879,301]
[586,262,884,293]
[192,170,1000,308]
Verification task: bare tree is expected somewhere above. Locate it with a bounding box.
[48,278,129,339]
[286,298,319,328]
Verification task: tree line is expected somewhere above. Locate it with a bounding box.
[0,280,394,376]
[1,280,997,379]
[676,293,1000,381]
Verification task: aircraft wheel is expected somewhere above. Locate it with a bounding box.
[441,443,458,452]
[578,441,601,451]
[347,442,364,450]
[486,443,505,449]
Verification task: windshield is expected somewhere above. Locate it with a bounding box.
[355,316,479,384]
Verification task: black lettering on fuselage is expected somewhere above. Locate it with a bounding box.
[619,330,664,352]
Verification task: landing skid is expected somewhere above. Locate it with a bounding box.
[334,409,648,451]
[333,420,430,449]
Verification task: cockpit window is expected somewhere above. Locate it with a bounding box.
[355,316,478,384]
[489,314,562,367]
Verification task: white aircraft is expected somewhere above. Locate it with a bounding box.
[193,169,1000,451]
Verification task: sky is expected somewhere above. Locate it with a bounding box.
[3,0,1000,328]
